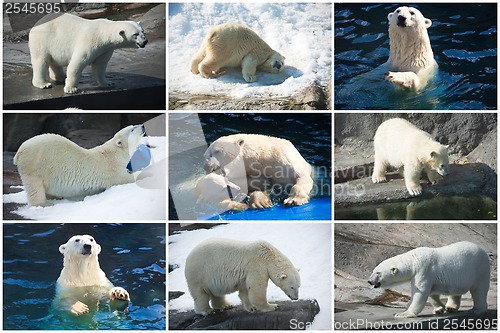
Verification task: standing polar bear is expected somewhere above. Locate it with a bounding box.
[368,241,490,318]
[29,13,148,93]
[190,23,285,83]
[384,6,438,90]
[185,238,301,315]
[372,118,449,196]
[202,134,314,208]
[14,125,145,206]
[54,235,130,315]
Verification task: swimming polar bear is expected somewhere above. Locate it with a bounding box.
[54,235,130,315]
[190,23,285,82]
[14,125,144,206]
[29,13,148,93]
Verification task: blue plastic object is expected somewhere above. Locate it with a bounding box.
[127,144,151,173]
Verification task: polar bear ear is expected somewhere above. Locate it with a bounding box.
[95,243,102,255]
[119,30,126,38]
[280,274,288,280]
[116,139,124,148]
[387,12,394,21]
[236,139,245,147]
[59,244,67,254]
[430,151,438,158]
[424,18,432,29]
[390,267,398,275]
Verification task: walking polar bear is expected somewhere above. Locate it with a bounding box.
[372,118,449,196]
[202,134,313,208]
[190,23,285,82]
[185,238,300,315]
[368,241,490,318]
[54,235,130,315]
[384,6,438,90]
[14,125,145,206]
[29,13,148,93]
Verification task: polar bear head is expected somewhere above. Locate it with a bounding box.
[368,252,415,288]
[388,6,431,31]
[272,268,301,300]
[117,21,148,48]
[195,173,242,202]
[258,51,286,73]
[104,124,145,163]
[426,145,450,177]
[203,135,244,174]
[59,234,101,259]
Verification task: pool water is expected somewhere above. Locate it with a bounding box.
[3,223,166,330]
[335,3,497,109]
[169,113,332,220]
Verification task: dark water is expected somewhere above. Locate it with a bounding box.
[335,195,497,220]
[3,223,166,330]
[335,3,497,109]
[169,113,332,220]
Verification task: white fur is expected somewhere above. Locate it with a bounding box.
[185,238,300,315]
[203,133,313,207]
[190,23,285,82]
[368,241,490,317]
[29,13,147,93]
[194,173,248,211]
[372,118,449,196]
[385,6,437,90]
[14,125,144,206]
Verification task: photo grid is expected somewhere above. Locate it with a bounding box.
[0,0,497,332]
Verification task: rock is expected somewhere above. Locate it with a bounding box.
[169,299,320,330]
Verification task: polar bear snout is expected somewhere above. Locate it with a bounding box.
[82,244,92,255]
[368,273,382,288]
[136,39,148,48]
[273,61,283,70]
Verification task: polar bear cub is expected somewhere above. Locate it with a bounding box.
[14,125,145,206]
[190,23,285,82]
[385,6,438,90]
[368,241,490,318]
[54,235,130,315]
[185,238,300,315]
[29,13,147,93]
[372,118,449,196]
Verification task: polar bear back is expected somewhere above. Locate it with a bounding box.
[373,118,443,168]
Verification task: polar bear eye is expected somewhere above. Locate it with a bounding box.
[75,239,80,242]
[89,238,94,242]
[410,11,415,15]
[396,9,400,13]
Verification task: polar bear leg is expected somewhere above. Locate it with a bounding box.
[247,287,278,312]
[249,191,272,209]
[219,199,249,211]
[190,51,205,75]
[64,55,87,94]
[404,166,423,196]
[191,287,214,315]
[470,286,488,314]
[444,295,461,312]
[426,169,443,185]
[31,57,52,89]
[429,294,446,314]
[92,50,114,88]
[395,289,429,317]
[284,176,313,206]
[198,56,221,79]
[238,288,254,312]
[23,176,48,206]
[241,54,259,82]
[210,295,232,311]
[48,63,66,83]
[372,158,388,183]
[385,71,421,90]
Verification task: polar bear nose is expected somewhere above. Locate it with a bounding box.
[273,61,282,70]
[82,244,92,255]
[397,15,407,25]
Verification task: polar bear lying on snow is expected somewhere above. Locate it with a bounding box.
[368,241,490,317]
[185,238,300,315]
[384,6,438,90]
[53,235,130,315]
[372,118,449,196]
[201,133,313,209]
[14,125,145,206]
[29,13,148,93]
[190,23,285,82]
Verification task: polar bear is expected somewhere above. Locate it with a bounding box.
[368,241,490,318]
[384,6,438,90]
[190,23,285,83]
[53,235,130,315]
[372,118,449,196]
[203,134,313,207]
[28,13,147,94]
[14,125,144,206]
[194,173,249,212]
[185,238,300,315]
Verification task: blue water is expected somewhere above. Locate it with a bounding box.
[335,3,497,109]
[3,223,166,330]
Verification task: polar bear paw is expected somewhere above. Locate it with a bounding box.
[64,85,78,94]
[110,287,130,302]
[385,71,420,90]
[243,73,257,83]
[372,175,387,183]
[71,300,89,315]
[249,191,273,209]
[406,184,423,196]
[284,195,309,206]
[394,310,417,318]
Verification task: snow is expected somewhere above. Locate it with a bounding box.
[3,137,166,220]
[168,3,332,98]
[169,223,332,330]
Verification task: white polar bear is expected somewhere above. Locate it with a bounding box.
[14,125,144,206]
[384,6,438,90]
[194,173,249,212]
[203,134,313,207]
[368,241,490,318]
[190,23,285,83]
[54,235,130,315]
[185,238,300,315]
[28,13,148,94]
[372,118,449,196]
